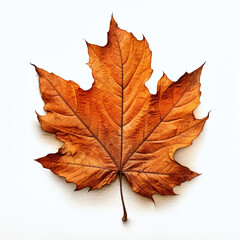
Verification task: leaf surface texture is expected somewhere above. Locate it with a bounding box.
[35,17,208,220]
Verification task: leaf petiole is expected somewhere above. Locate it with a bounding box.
[119,172,127,221]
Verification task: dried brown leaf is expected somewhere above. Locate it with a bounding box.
[34,16,208,221]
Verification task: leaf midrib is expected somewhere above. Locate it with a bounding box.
[115,34,124,172]
[39,159,117,172]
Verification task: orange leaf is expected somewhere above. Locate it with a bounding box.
[34,16,208,221]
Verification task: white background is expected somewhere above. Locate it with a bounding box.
[0,0,240,239]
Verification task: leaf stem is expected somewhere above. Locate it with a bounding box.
[119,172,127,221]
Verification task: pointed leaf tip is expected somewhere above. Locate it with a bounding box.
[198,62,206,72]
[30,63,38,71]
[110,15,118,28]
[31,63,42,76]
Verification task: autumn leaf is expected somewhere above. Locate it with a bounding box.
[34,16,208,221]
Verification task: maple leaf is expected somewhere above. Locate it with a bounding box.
[34,16,208,221]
